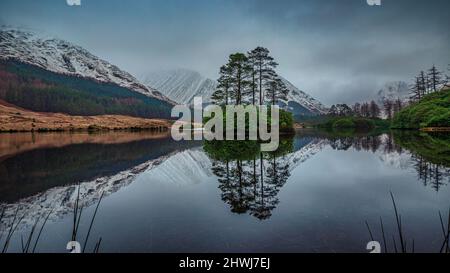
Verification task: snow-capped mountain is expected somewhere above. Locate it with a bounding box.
[280,77,329,115]
[141,69,328,114]
[140,69,216,105]
[0,28,173,103]
[376,81,410,104]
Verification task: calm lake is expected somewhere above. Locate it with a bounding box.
[0,130,449,253]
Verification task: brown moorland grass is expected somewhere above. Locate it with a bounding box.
[0,100,173,133]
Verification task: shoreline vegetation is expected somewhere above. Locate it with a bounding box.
[300,89,450,133]
[392,89,450,130]
[0,99,171,133]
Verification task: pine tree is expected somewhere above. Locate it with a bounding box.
[265,74,288,105]
[410,72,427,102]
[248,47,278,105]
[428,65,444,92]
[247,51,258,105]
[228,53,252,105]
[445,64,450,88]
[420,71,428,96]
[211,65,233,105]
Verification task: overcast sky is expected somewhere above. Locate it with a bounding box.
[1,0,449,105]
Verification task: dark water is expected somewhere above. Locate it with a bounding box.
[0,130,449,253]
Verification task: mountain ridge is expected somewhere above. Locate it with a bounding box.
[0,27,174,104]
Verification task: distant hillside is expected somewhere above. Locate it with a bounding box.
[0,28,174,119]
[392,89,450,129]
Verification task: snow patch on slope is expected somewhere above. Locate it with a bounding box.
[140,69,216,105]
[141,69,328,114]
[280,77,329,115]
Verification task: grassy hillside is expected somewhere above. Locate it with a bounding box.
[392,89,450,129]
[0,60,173,119]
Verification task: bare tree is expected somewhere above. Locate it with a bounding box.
[393,98,403,115]
[445,64,450,88]
[361,102,370,118]
[353,103,361,117]
[383,99,394,119]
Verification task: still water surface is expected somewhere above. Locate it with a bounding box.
[0,130,449,253]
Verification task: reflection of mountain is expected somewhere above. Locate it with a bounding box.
[0,134,198,203]
[144,147,214,186]
[0,136,201,230]
[0,155,171,230]
[378,151,412,170]
[285,138,327,171]
[0,132,171,161]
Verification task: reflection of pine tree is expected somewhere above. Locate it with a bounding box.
[250,152,273,220]
[410,154,449,192]
[249,153,291,220]
[384,133,394,154]
[430,164,445,192]
[212,159,256,214]
[330,135,383,153]
[205,138,294,220]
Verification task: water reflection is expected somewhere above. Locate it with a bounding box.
[204,131,450,220]
[393,132,450,192]
[0,130,449,252]
[0,132,198,203]
[322,131,450,192]
[204,139,293,220]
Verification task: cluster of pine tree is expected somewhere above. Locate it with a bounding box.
[410,64,449,102]
[211,47,288,106]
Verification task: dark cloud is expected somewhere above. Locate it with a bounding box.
[1,0,449,105]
